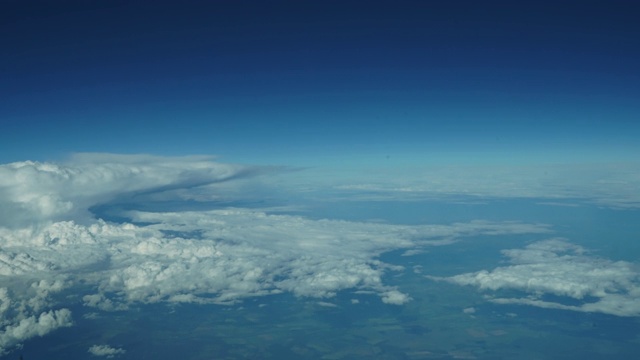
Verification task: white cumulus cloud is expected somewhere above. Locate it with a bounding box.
[380,289,412,305]
[88,344,126,357]
[431,238,640,317]
[0,309,72,355]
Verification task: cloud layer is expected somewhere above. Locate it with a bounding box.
[431,238,640,317]
[0,153,247,227]
[0,154,552,355]
[328,163,640,209]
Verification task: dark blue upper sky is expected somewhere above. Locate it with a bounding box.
[2,0,639,165]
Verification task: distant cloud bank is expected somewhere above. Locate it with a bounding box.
[330,162,640,209]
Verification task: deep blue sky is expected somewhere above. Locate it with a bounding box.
[2,0,639,165]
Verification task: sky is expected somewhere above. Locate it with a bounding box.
[2,0,639,166]
[2,1,640,359]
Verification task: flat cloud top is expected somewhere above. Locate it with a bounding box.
[0,154,246,227]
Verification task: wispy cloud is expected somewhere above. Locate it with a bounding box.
[88,344,126,358]
[325,163,640,209]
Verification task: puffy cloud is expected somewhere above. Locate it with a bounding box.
[431,238,640,317]
[88,344,126,357]
[0,154,554,355]
[0,309,72,355]
[0,278,72,355]
[0,154,249,226]
[380,290,411,305]
[105,209,548,306]
[0,214,550,354]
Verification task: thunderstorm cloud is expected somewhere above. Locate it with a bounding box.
[0,153,552,354]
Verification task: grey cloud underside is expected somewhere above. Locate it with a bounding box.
[431,238,640,317]
[0,153,554,355]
